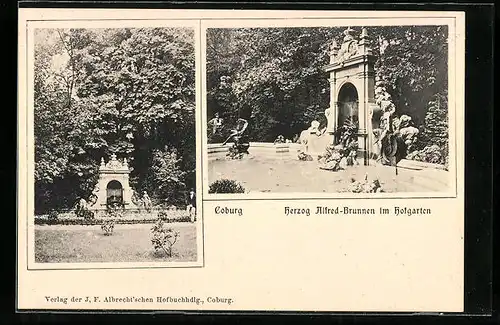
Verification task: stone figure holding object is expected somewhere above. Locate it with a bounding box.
[223,118,250,159]
[222,118,248,145]
[335,27,359,63]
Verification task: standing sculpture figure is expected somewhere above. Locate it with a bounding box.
[378,92,396,137]
[75,197,87,215]
[222,118,250,158]
[75,197,94,219]
[222,118,248,145]
[142,191,152,212]
[375,92,403,174]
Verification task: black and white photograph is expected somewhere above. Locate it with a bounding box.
[205,25,454,196]
[30,24,202,266]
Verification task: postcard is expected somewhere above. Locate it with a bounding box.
[18,8,465,312]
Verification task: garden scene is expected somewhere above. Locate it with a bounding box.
[206,26,450,194]
[33,27,198,263]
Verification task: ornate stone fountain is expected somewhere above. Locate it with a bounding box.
[88,154,138,210]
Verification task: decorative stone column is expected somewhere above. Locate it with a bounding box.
[328,40,339,135]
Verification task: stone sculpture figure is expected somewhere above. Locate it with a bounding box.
[398,115,419,153]
[274,135,285,144]
[223,118,250,159]
[297,120,325,157]
[377,92,396,133]
[373,93,414,174]
[330,40,338,53]
[131,189,141,206]
[142,191,152,211]
[76,197,87,212]
[335,27,359,63]
[324,107,334,132]
[309,120,322,136]
[75,197,94,219]
[346,147,359,166]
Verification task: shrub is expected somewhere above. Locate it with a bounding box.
[158,211,168,221]
[208,179,245,194]
[145,146,187,206]
[48,210,59,221]
[101,220,115,236]
[76,209,95,220]
[101,208,120,235]
[151,219,180,257]
[406,144,446,165]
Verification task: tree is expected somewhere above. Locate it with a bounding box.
[206,26,449,157]
[34,27,196,213]
[143,146,187,206]
[207,27,339,142]
[370,25,448,128]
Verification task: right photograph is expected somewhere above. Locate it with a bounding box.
[205,25,453,195]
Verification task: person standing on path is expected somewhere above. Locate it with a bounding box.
[187,189,196,222]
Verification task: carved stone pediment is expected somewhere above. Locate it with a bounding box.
[100,154,129,172]
[337,40,359,63]
[333,27,360,64]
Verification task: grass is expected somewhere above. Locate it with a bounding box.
[208,155,450,193]
[35,223,197,263]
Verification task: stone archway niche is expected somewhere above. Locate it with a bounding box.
[337,82,359,127]
[106,180,123,206]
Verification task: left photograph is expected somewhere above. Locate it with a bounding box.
[30,26,201,266]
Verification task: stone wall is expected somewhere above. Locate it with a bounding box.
[207,142,302,160]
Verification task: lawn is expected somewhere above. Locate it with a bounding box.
[208,155,450,193]
[35,223,197,263]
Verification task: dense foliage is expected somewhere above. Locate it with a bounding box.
[206,26,449,163]
[208,179,246,194]
[34,28,195,213]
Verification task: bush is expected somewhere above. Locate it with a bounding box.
[145,146,187,206]
[101,219,115,236]
[151,219,180,257]
[208,179,245,194]
[48,210,59,221]
[35,217,191,226]
[406,144,447,165]
[158,211,167,220]
[76,208,95,220]
[101,208,119,235]
[34,210,192,226]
